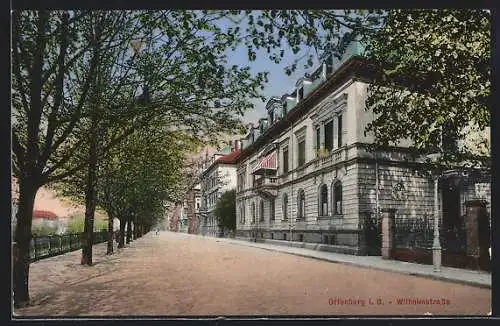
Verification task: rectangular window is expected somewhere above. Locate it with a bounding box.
[298,139,306,167]
[299,234,304,242]
[283,147,289,173]
[298,87,304,101]
[337,114,343,147]
[324,120,333,151]
[283,102,288,116]
[315,127,321,155]
[283,233,287,241]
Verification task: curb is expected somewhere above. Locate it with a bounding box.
[221,238,491,289]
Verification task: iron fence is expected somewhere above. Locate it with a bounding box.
[394,215,434,250]
[393,214,465,252]
[28,230,110,262]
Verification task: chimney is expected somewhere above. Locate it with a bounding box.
[234,140,241,151]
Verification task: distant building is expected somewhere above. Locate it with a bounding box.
[31,210,67,234]
[168,205,182,232]
[196,141,240,237]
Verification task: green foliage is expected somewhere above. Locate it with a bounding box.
[237,10,384,73]
[93,219,108,232]
[364,9,490,169]
[12,9,384,202]
[214,189,237,231]
[66,215,85,234]
[65,215,107,234]
[31,223,58,237]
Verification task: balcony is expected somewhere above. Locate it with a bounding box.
[254,176,278,198]
[313,147,347,168]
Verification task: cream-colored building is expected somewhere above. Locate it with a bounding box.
[234,38,491,270]
[198,143,240,237]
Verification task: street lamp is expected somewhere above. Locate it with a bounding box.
[426,153,442,272]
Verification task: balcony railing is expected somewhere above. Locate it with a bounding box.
[314,147,347,168]
[255,177,278,187]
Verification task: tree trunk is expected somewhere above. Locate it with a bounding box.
[13,179,39,308]
[134,222,139,239]
[81,121,98,266]
[126,219,132,244]
[106,214,114,255]
[118,218,126,248]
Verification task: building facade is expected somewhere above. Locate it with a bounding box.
[234,38,491,270]
[198,143,240,237]
[187,183,201,234]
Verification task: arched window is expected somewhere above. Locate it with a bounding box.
[242,201,246,223]
[319,184,328,216]
[282,194,288,221]
[270,199,275,221]
[252,202,256,223]
[297,189,306,220]
[259,200,265,222]
[332,181,343,215]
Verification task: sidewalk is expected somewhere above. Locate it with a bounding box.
[192,234,491,289]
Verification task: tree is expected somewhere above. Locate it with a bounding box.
[98,124,194,250]
[364,9,490,170]
[214,189,237,234]
[57,122,192,251]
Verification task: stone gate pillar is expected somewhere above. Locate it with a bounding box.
[465,199,490,269]
[381,208,396,259]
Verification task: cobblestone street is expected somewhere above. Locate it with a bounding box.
[14,232,490,317]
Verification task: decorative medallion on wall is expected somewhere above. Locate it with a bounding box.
[391,182,407,200]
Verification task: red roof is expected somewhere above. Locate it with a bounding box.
[32,210,59,220]
[215,150,241,164]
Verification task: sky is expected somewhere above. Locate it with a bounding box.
[226,43,319,126]
[219,16,322,127]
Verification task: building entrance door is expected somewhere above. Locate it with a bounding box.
[441,181,463,254]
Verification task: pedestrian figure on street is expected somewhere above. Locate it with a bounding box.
[156,228,159,236]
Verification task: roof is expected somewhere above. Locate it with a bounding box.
[200,149,241,178]
[32,210,59,220]
[236,56,372,164]
[215,150,241,164]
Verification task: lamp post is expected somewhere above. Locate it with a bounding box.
[432,174,442,272]
[426,153,442,272]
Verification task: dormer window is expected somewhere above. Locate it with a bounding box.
[269,110,274,124]
[266,97,281,125]
[298,87,304,101]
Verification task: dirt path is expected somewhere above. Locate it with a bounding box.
[14,232,491,317]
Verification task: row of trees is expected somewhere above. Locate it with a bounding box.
[12,9,489,308]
